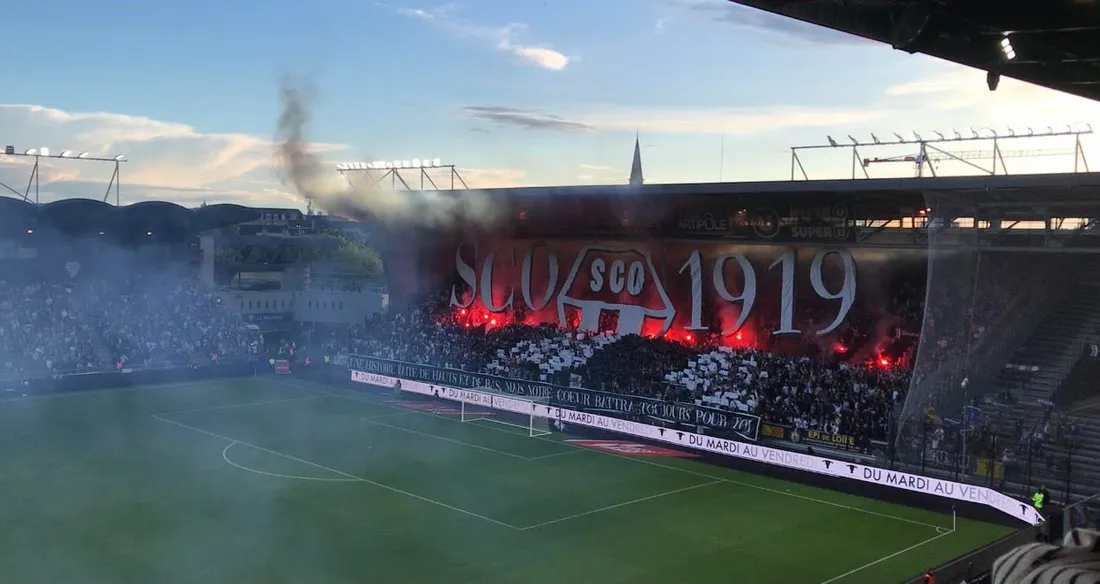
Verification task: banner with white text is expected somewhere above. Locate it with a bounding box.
[347,354,761,442]
[348,366,1042,526]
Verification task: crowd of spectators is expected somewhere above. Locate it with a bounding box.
[85,273,251,367]
[311,293,913,445]
[0,269,251,379]
[0,280,100,378]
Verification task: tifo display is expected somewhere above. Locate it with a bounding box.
[444,242,865,340]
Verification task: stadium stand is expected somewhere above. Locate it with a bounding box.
[0,199,259,381]
[301,243,1098,516]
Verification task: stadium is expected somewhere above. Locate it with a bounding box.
[4,2,1100,584]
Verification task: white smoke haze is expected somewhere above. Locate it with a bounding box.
[276,78,505,229]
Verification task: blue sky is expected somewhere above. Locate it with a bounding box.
[1,0,1098,208]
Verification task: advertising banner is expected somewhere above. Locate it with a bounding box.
[667,202,856,243]
[790,428,869,454]
[347,354,761,442]
[763,423,868,454]
[347,364,1042,526]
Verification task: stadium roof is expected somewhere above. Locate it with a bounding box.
[0,197,260,237]
[730,0,1100,102]
[468,171,1100,199]
[433,172,1100,223]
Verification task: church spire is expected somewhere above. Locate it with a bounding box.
[629,131,644,186]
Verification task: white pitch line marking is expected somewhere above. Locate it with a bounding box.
[358,417,531,460]
[358,417,587,461]
[526,449,587,461]
[151,413,523,530]
[221,442,360,482]
[818,529,954,584]
[155,395,329,416]
[518,480,723,531]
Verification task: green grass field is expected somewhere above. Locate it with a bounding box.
[0,376,1012,583]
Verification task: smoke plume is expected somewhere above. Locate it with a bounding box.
[275,77,504,229]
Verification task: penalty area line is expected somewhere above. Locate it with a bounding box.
[154,394,329,416]
[518,480,723,531]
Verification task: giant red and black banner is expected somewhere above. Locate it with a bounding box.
[440,239,923,354]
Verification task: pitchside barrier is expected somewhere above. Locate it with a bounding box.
[347,366,1043,526]
[1,359,259,397]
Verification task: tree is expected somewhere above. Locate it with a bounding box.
[327,235,384,279]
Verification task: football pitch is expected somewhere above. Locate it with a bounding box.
[0,376,1012,583]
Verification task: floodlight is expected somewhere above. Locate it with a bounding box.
[432,158,442,167]
[146,231,152,236]
[932,131,945,140]
[114,154,126,161]
[78,152,90,158]
[59,150,73,157]
[893,132,906,143]
[25,148,37,155]
[412,158,421,167]
[401,160,411,168]
[1000,36,1016,60]
[39,147,50,156]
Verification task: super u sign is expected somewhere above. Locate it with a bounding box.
[449,242,856,338]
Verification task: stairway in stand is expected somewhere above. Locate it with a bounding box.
[982,273,1100,505]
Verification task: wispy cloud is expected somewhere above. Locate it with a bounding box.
[0,103,527,206]
[664,0,867,46]
[461,106,597,133]
[883,67,1100,125]
[461,103,888,136]
[399,5,569,70]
